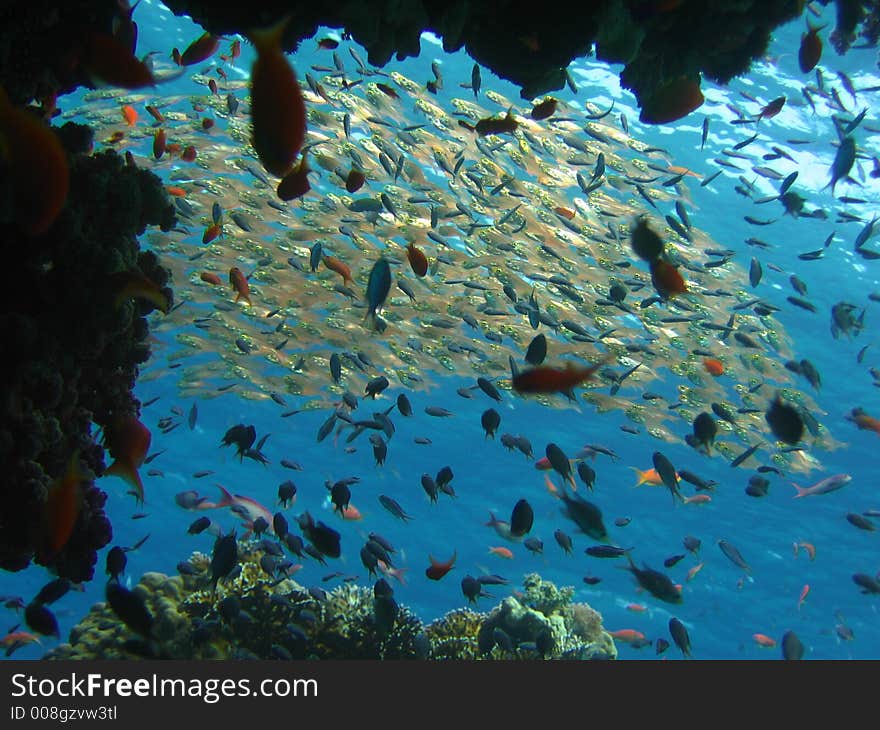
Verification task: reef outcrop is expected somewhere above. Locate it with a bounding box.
[46,550,613,659]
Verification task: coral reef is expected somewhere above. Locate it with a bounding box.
[0,121,175,583]
[47,553,613,660]
[47,546,426,660]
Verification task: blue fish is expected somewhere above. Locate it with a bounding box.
[824,136,855,195]
[365,258,391,327]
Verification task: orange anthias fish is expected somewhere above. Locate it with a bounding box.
[631,467,664,486]
[341,504,362,521]
[81,32,156,89]
[846,408,880,436]
[44,451,87,554]
[406,242,428,277]
[639,75,704,124]
[512,360,604,395]
[229,266,252,305]
[798,584,810,610]
[0,86,69,236]
[153,128,166,159]
[202,223,221,244]
[180,32,219,66]
[609,629,647,644]
[1,631,42,657]
[753,633,777,648]
[111,270,170,313]
[200,271,222,286]
[121,104,138,126]
[703,357,724,376]
[425,551,457,580]
[488,546,514,559]
[758,96,785,121]
[683,494,711,505]
[554,206,576,220]
[795,541,816,560]
[103,415,151,504]
[650,258,687,298]
[323,255,354,286]
[276,154,311,201]
[798,19,826,74]
[248,18,307,177]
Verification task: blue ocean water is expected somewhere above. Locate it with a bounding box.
[3,0,879,660]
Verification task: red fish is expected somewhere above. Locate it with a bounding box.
[639,76,703,124]
[44,452,86,554]
[322,255,354,286]
[0,631,42,657]
[220,39,241,61]
[229,266,252,305]
[757,96,785,121]
[180,32,219,66]
[0,86,69,235]
[425,551,457,580]
[200,272,222,285]
[609,629,647,644]
[554,206,576,220]
[214,485,273,531]
[145,105,164,123]
[406,242,428,277]
[649,258,687,298]
[846,408,880,436]
[202,223,221,244]
[345,168,366,193]
[276,154,311,201]
[103,415,151,504]
[121,104,138,126]
[512,360,604,395]
[798,19,825,74]
[152,128,166,159]
[703,358,724,376]
[81,32,155,89]
[248,18,306,177]
[181,144,197,162]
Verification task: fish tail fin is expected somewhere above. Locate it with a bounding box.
[247,16,291,54]
[104,459,145,505]
[630,468,647,486]
[791,482,808,498]
[215,484,235,508]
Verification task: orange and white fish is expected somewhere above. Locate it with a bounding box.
[488,546,514,559]
[1,631,42,657]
